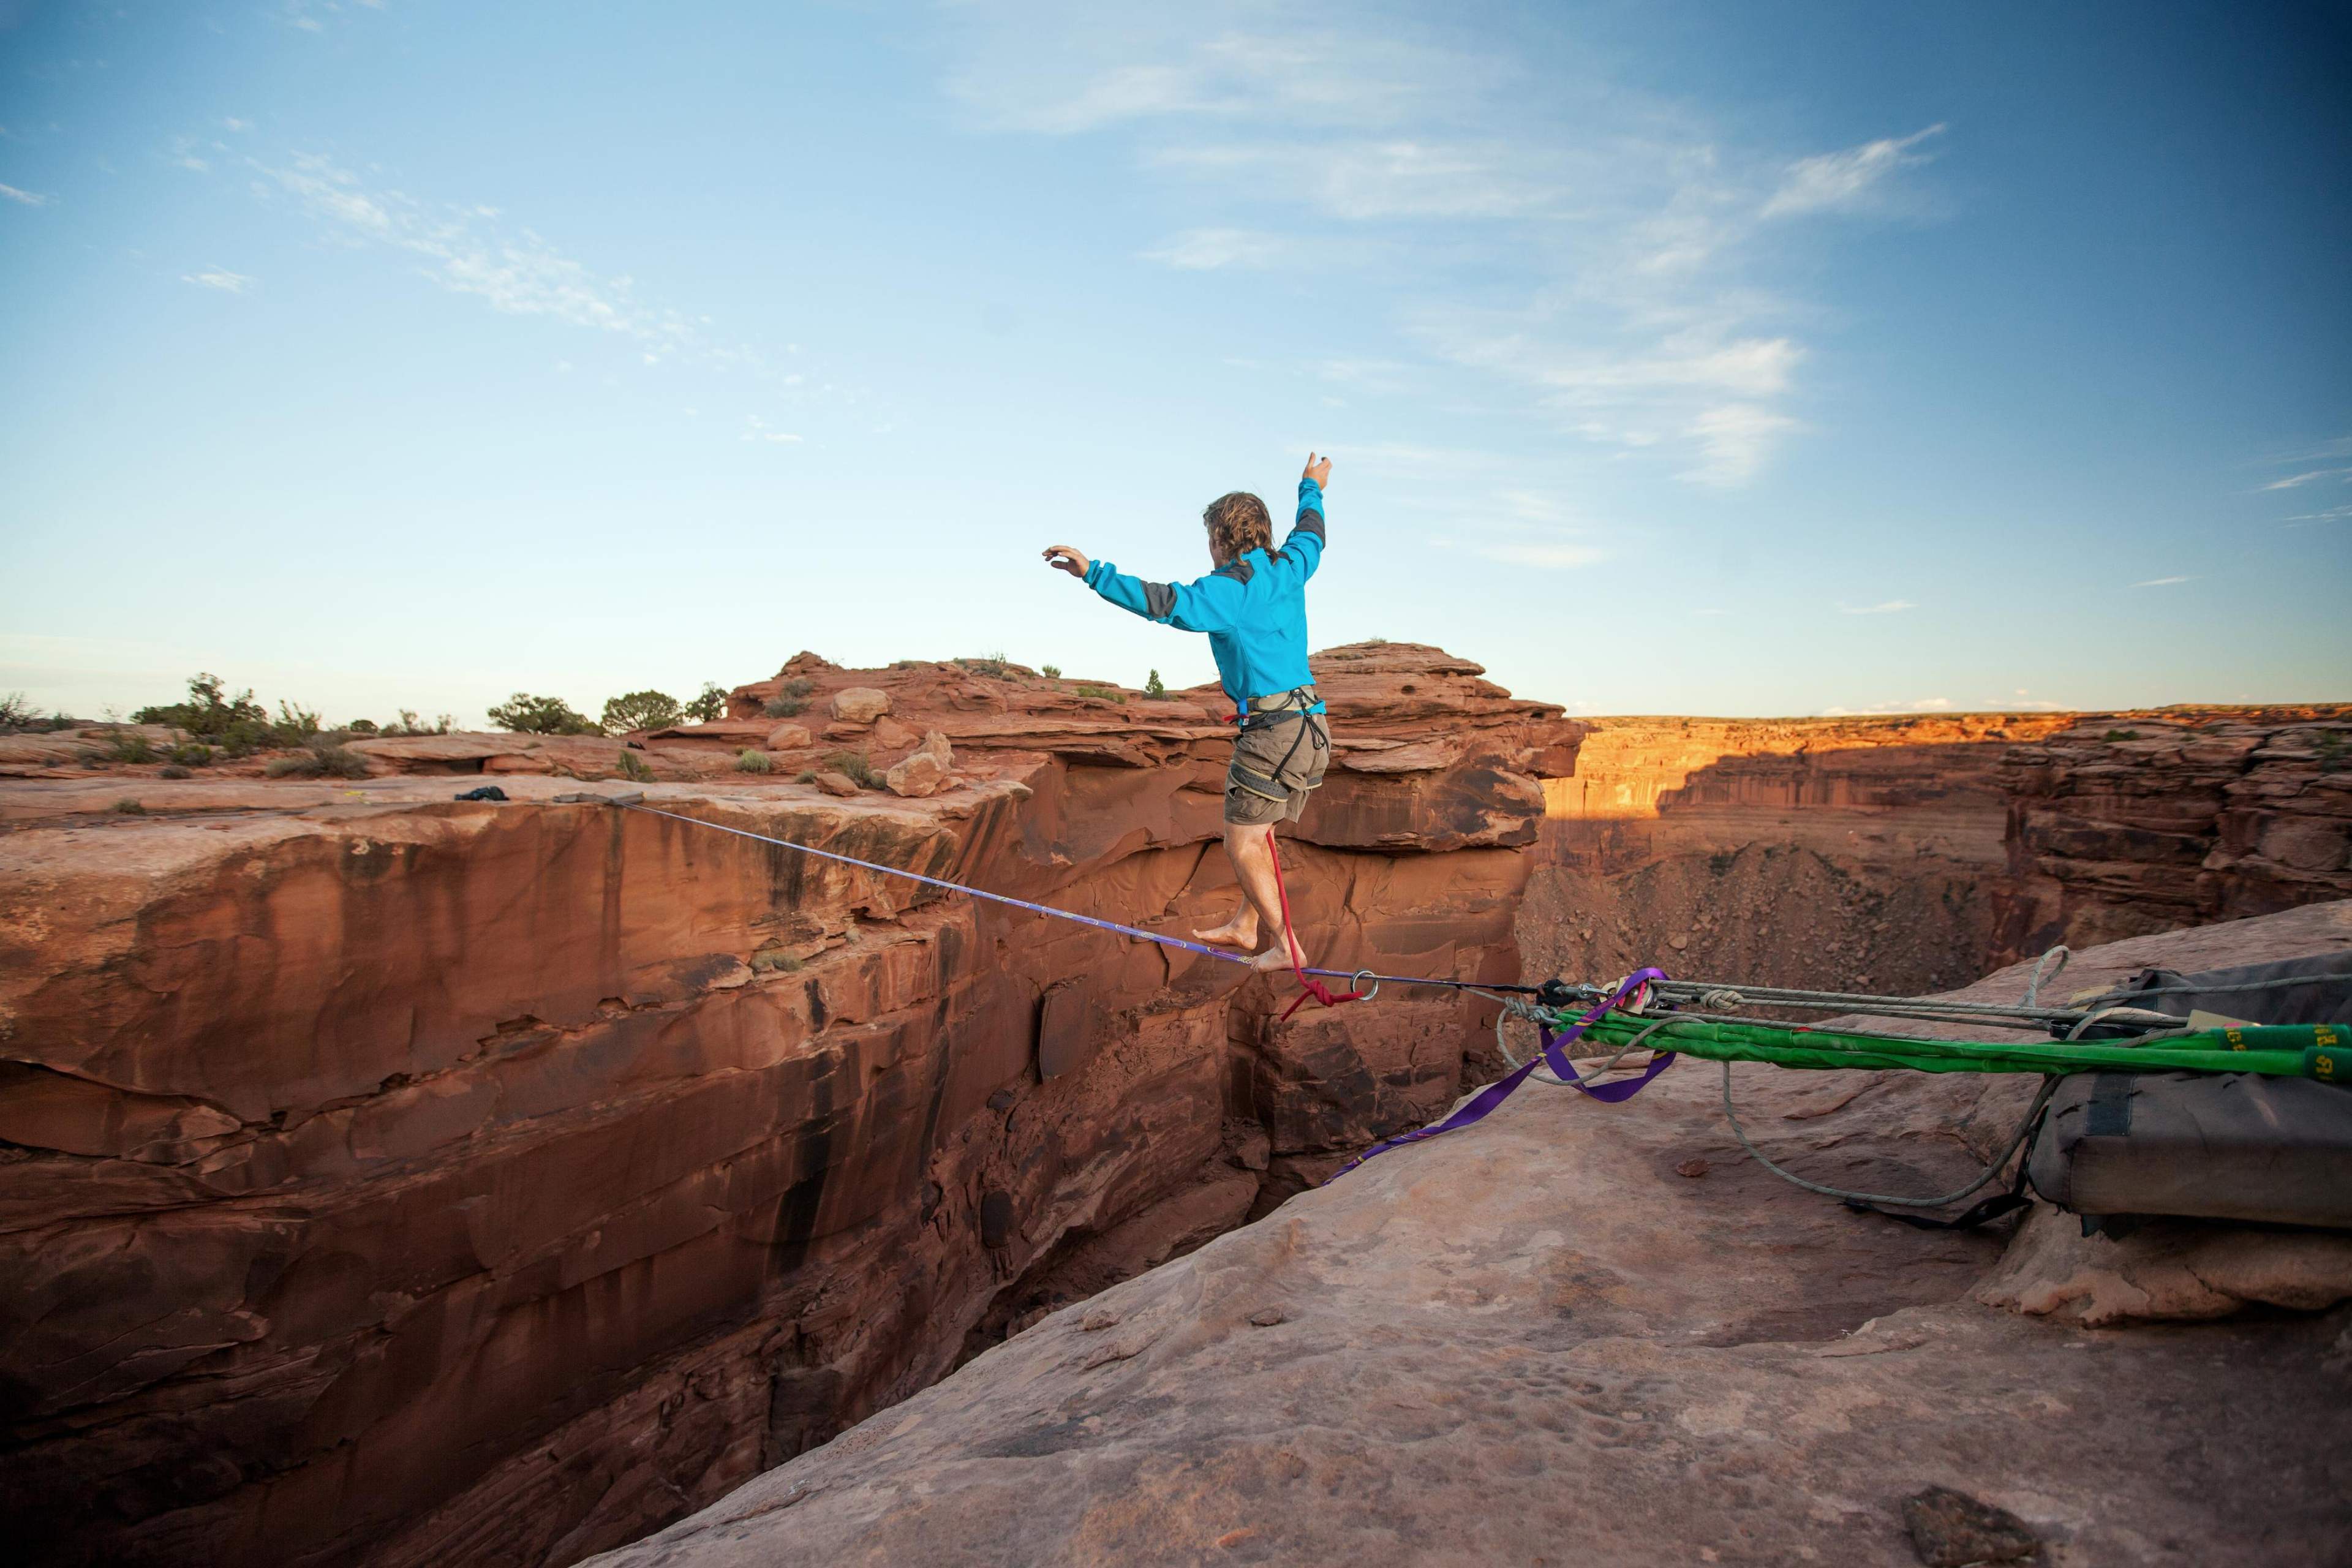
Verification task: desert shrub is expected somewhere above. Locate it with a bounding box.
[1144,669,1166,698]
[104,731,159,764]
[158,765,192,779]
[1072,684,1126,704]
[345,718,379,734]
[2318,732,2346,773]
[735,748,772,774]
[616,750,655,783]
[2104,729,2140,742]
[749,948,803,974]
[1040,665,1061,680]
[956,653,1016,680]
[0,692,45,733]
[824,750,883,788]
[488,693,600,735]
[381,709,453,737]
[601,689,684,736]
[133,673,297,755]
[265,741,369,780]
[167,742,215,767]
[762,695,808,719]
[795,769,816,783]
[683,682,728,723]
[112,797,146,814]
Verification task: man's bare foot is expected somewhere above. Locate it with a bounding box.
[1248,934,1306,973]
[1193,908,1258,949]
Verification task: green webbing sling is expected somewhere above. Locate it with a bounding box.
[1558,1013,2347,1082]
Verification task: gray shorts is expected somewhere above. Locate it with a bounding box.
[1224,704,1330,826]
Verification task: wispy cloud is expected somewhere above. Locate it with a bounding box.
[2284,505,2351,527]
[1763,124,1944,218]
[944,7,1947,491]
[1141,226,1295,270]
[0,183,51,206]
[1819,696,1953,717]
[224,118,253,132]
[182,267,253,293]
[251,151,770,377]
[1839,599,1917,614]
[1470,541,1607,570]
[2132,575,2192,588]
[2261,466,2351,491]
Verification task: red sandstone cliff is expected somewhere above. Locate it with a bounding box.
[1528,706,2352,1003]
[0,643,1577,1568]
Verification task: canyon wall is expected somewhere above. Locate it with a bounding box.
[0,644,1577,1568]
[1525,706,2352,1001]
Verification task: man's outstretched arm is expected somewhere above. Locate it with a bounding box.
[1042,545,1242,633]
[1279,451,1330,579]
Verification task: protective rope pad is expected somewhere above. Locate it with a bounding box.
[1567,1014,2341,1080]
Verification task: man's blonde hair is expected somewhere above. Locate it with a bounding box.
[1203,491,1272,564]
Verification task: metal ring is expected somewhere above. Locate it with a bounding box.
[1350,968,1381,1001]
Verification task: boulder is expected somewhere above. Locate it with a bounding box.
[872,716,917,751]
[831,688,891,725]
[884,750,946,798]
[813,770,862,797]
[765,723,812,751]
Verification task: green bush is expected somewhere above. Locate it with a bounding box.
[264,741,370,780]
[112,797,146,815]
[1072,684,1126,704]
[167,742,216,767]
[683,682,728,723]
[345,718,379,734]
[762,695,808,719]
[616,750,656,783]
[795,769,817,783]
[735,748,772,774]
[382,709,453,737]
[824,750,883,788]
[104,732,159,764]
[1144,669,1166,698]
[601,689,684,736]
[158,765,192,780]
[488,693,600,735]
[2104,729,2140,742]
[956,654,1016,680]
[0,692,45,733]
[132,674,339,756]
[1040,665,1061,680]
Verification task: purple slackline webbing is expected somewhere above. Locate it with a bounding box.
[1330,967,1679,1178]
[617,801,1512,995]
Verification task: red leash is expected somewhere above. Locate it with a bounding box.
[1265,831,1365,1021]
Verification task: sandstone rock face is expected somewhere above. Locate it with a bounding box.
[0,643,1579,1568]
[586,904,2352,1568]
[829,687,891,725]
[1526,707,2352,1006]
[884,750,946,797]
[1999,709,2352,948]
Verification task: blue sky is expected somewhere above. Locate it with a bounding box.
[2,1,2346,723]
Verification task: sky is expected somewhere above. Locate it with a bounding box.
[1,0,2347,725]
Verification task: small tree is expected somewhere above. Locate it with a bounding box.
[488,693,600,735]
[683,682,728,723]
[600,689,685,736]
[1144,669,1166,698]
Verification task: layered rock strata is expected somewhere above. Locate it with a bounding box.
[587,902,2352,1568]
[0,644,1577,1568]
[1529,707,2352,1003]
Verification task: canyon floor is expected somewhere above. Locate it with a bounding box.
[588,904,2352,1568]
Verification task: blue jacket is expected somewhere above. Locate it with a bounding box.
[1084,478,1327,708]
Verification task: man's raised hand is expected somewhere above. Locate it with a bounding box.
[1042,545,1091,579]
[1303,451,1332,488]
